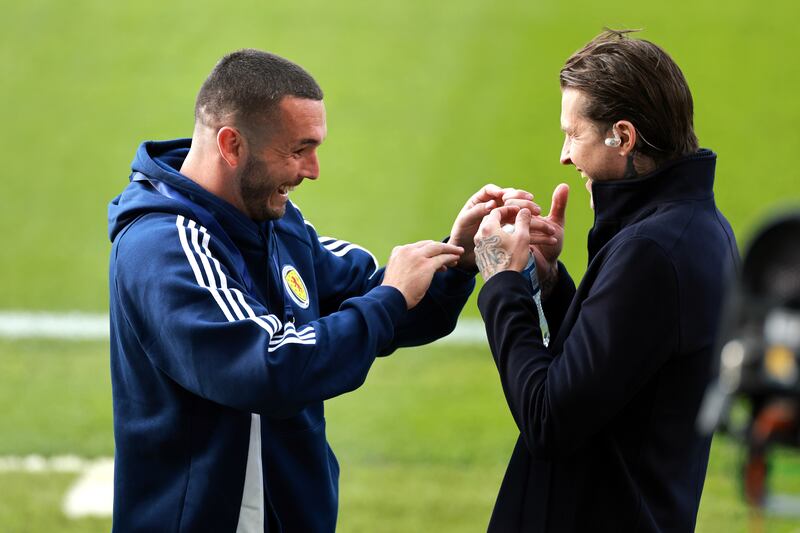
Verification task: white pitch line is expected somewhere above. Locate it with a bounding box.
[0,311,487,344]
[62,458,114,518]
[0,311,108,340]
[438,318,487,344]
[0,455,115,518]
[0,454,101,473]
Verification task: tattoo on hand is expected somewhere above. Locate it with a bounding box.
[474,235,511,281]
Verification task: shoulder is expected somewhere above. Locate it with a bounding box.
[628,202,700,255]
[113,212,218,286]
[116,212,197,254]
[601,235,677,283]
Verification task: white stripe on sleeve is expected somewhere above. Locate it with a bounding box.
[175,216,317,348]
[318,235,380,277]
[177,216,235,322]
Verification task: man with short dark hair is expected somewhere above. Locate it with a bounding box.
[108,49,541,532]
[473,31,739,531]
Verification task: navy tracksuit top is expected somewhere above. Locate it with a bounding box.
[108,139,475,532]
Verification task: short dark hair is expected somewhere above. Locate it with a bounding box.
[560,29,699,163]
[195,49,323,135]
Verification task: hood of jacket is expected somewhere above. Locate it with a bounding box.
[108,139,267,245]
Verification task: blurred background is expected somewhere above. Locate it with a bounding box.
[1,0,798,531]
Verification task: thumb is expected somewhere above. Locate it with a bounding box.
[514,207,531,236]
[549,183,569,227]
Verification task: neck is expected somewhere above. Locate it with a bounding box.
[626,151,657,178]
[179,134,243,212]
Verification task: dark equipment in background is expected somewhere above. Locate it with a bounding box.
[698,211,800,520]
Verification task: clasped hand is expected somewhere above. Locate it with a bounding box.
[380,183,568,309]
[474,184,569,289]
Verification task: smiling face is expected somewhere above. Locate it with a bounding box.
[239,96,327,221]
[559,88,626,208]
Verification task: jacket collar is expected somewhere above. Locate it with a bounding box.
[135,139,271,245]
[587,149,717,260]
[591,149,716,223]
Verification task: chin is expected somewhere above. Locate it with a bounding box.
[264,206,286,221]
[270,199,289,218]
[246,203,286,223]
[254,195,289,222]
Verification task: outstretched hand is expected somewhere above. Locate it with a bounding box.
[529,184,569,294]
[449,184,541,271]
[381,241,464,309]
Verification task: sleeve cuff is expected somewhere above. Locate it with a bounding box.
[363,284,408,325]
[478,270,531,309]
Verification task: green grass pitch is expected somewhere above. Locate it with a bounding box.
[1,0,799,531]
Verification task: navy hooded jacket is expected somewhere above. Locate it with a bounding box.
[477,150,738,532]
[108,139,475,532]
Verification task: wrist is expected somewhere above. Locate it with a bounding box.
[540,261,559,300]
[454,256,478,274]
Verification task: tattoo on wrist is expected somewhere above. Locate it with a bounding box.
[474,235,511,280]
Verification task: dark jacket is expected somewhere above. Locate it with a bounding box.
[108,139,475,532]
[477,150,738,532]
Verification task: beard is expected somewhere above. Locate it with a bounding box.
[239,154,284,222]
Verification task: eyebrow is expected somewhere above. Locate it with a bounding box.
[298,138,321,147]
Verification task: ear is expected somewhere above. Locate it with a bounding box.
[614,120,638,157]
[216,126,246,169]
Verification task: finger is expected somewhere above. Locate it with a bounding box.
[490,205,522,226]
[530,230,559,245]
[549,183,569,226]
[477,208,504,237]
[411,239,437,249]
[462,199,497,221]
[528,217,556,235]
[530,234,559,245]
[514,208,532,237]
[469,183,504,205]
[421,242,464,258]
[501,188,534,202]
[503,198,542,216]
[491,205,521,218]
[429,253,463,271]
[487,207,507,224]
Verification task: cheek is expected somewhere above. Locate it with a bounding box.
[274,157,298,176]
[570,142,587,164]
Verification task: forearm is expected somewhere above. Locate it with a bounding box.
[478,271,559,454]
[389,267,476,351]
[477,239,681,459]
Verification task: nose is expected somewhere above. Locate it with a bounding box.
[301,150,320,180]
[560,136,572,166]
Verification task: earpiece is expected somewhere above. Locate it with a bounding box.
[604,127,622,147]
